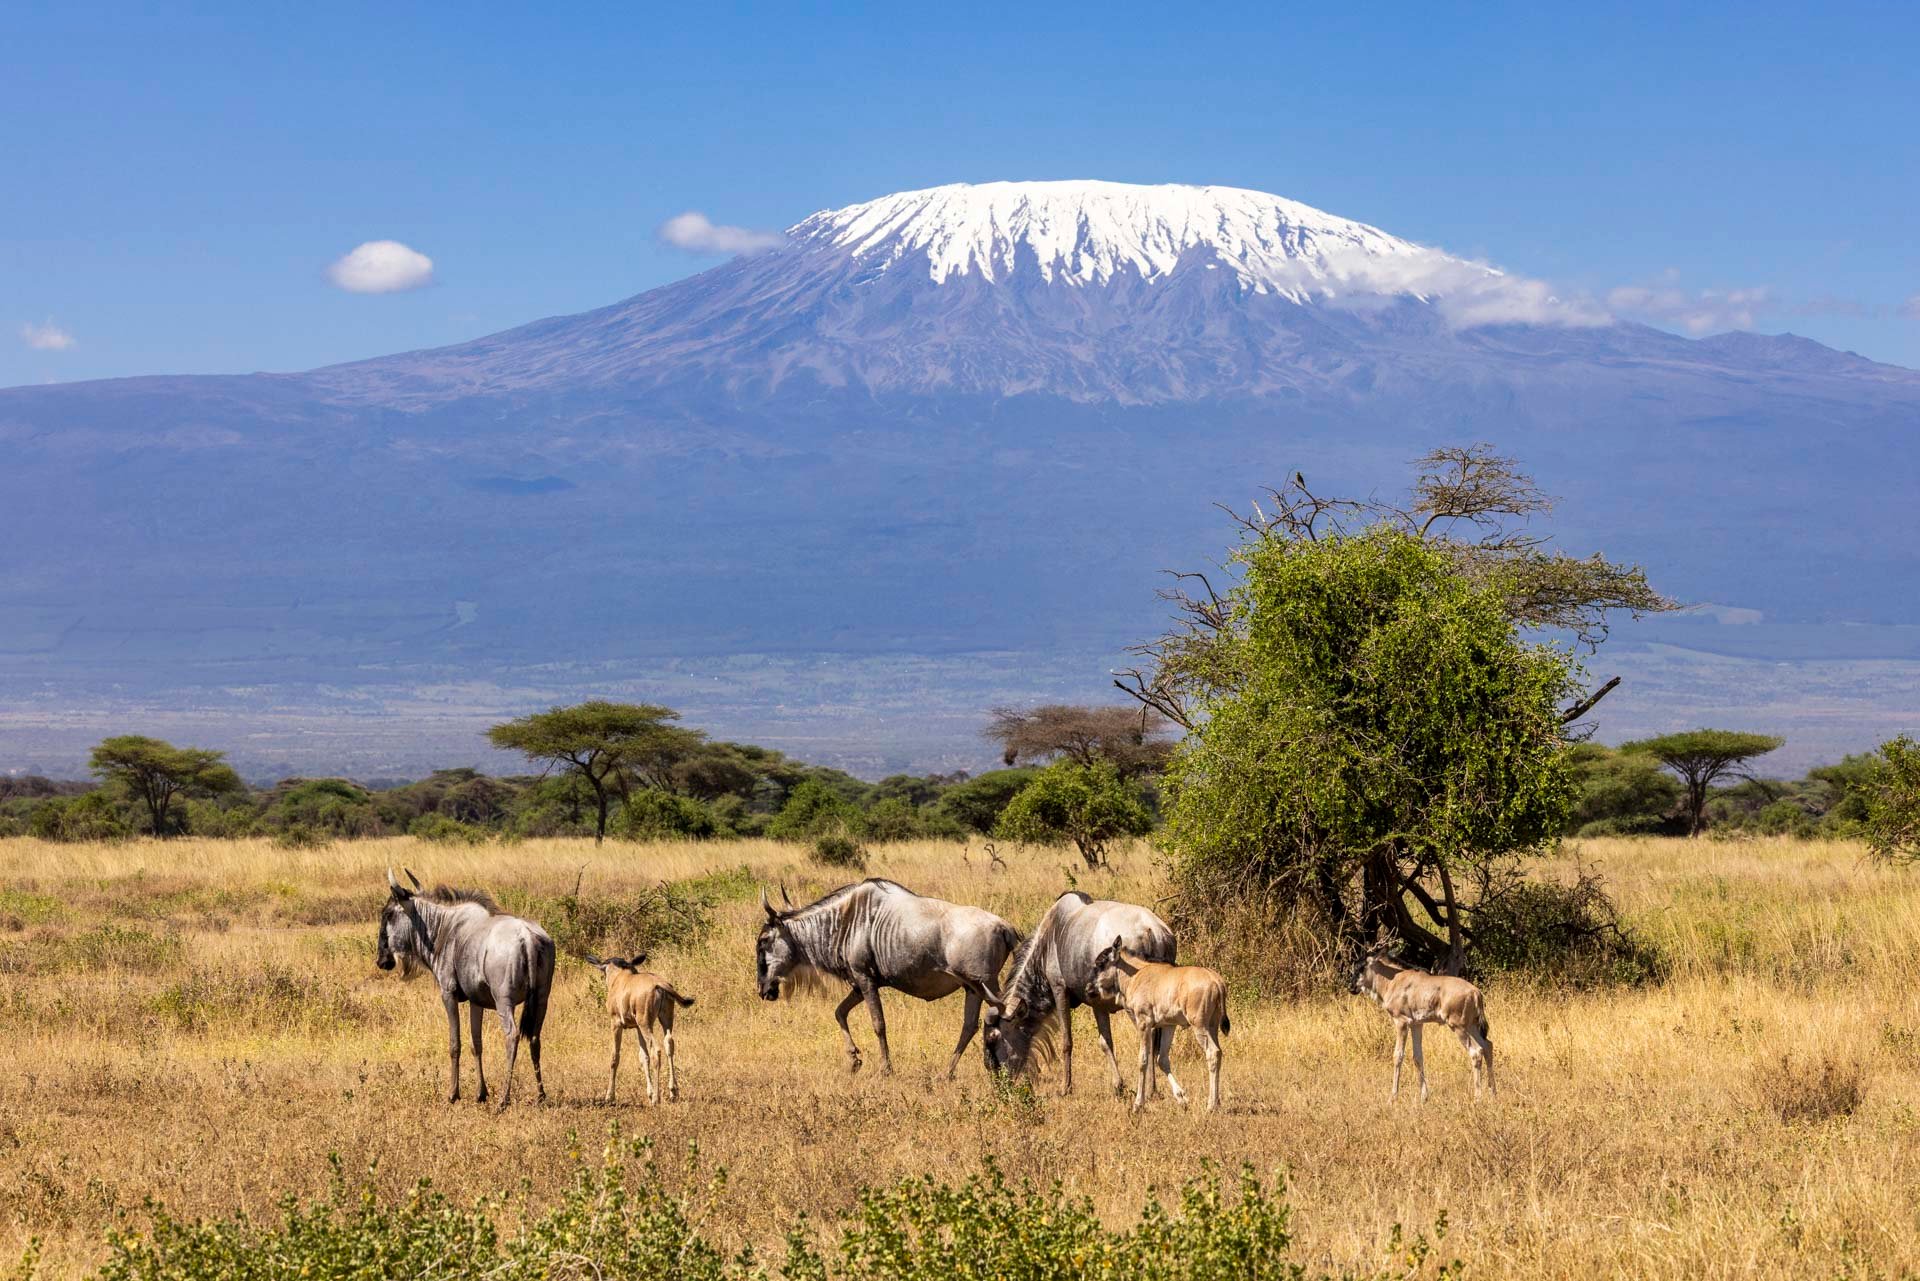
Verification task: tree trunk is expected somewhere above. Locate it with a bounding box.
[589,777,610,844]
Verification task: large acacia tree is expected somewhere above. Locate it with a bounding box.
[486,702,701,843]
[1123,447,1671,969]
[88,735,242,837]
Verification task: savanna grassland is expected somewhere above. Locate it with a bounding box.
[2,834,1919,1277]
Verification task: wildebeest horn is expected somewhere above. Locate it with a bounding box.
[761,886,778,920]
[404,868,423,890]
[387,867,399,890]
[780,881,794,908]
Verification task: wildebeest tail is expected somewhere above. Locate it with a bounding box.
[521,934,556,1038]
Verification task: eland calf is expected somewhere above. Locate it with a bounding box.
[584,952,695,1105]
[1349,947,1494,1101]
[1089,937,1229,1113]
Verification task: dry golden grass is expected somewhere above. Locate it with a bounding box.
[4,832,1920,1276]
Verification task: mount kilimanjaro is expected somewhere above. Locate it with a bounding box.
[4,181,1917,775]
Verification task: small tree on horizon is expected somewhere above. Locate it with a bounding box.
[485,702,700,844]
[983,704,1174,777]
[88,735,243,837]
[993,759,1152,870]
[1620,729,1785,837]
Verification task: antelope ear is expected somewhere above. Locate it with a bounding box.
[632,952,648,967]
[1112,936,1125,952]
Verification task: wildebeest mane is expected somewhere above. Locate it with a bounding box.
[419,885,501,913]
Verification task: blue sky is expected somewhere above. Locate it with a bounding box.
[5,1,1917,387]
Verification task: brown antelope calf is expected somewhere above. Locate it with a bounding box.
[584,953,695,1105]
[1349,946,1493,1101]
[1089,937,1230,1113]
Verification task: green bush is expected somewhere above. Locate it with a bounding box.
[84,1128,1464,1280]
[409,814,490,845]
[272,824,331,851]
[28,792,130,843]
[810,832,868,870]
[768,779,862,841]
[935,768,1036,835]
[994,759,1151,869]
[862,796,964,842]
[616,788,723,840]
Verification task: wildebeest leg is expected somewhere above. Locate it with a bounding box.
[1132,1016,1152,1112]
[1390,1022,1407,1100]
[945,988,982,1080]
[1054,983,1077,1094]
[860,982,893,1076]
[834,987,865,1074]
[442,992,463,1103]
[1202,1027,1223,1112]
[662,1016,680,1102]
[1410,1022,1428,1102]
[469,1001,489,1103]
[1159,1026,1188,1105]
[606,1025,623,1104]
[520,985,549,1104]
[494,1000,521,1110]
[636,1025,659,1104]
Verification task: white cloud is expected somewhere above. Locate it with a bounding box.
[657,211,785,256]
[1902,294,1920,320]
[1265,247,1610,328]
[327,240,435,293]
[1606,281,1775,334]
[19,320,75,351]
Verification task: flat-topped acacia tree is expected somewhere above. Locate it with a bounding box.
[88,734,242,837]
[486,702,701,843]
[1620,729,1784,836]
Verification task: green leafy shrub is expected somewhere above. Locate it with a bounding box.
[810,832,868,870]
[935,768,1036,835]
[28,792,131,843]
[530,867,748,958]
[272,824,331,851]
[616,788,723,840]
[994,759,1151,869]
[1864,735,1920,861]
[768,779,862,841]
[85,1128,1464,1280]
[408,814,490,845]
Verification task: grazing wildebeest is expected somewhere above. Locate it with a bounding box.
[583,951,695,1105]
[754,879,1017,1077]
[375,868,554,1108]
[1090,936,1230,1113]
[1349,943,1494,1101]
[981,891,1177,1095]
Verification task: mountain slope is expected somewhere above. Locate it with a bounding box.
[2,180,1917,774]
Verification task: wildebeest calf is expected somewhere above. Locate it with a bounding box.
[1349,946,1493,1101]
[585,952,695,1105]
[1089,937,1230,1113]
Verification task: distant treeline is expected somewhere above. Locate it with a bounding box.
[0,707,1899,852]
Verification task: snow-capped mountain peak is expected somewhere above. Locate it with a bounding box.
[787,179,1475,299]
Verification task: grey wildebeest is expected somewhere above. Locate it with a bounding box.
[1349,944,1494,1101]
[754,879,1017,1077]
[583,951,695,1105]
[375,868,554,1108]
[981,891,1176,1095]
[1089,937,1230,1112]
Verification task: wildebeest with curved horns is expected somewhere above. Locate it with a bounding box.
[375,868,555,1108]
[982,891,1176,1095]
[755,879,1018,1077]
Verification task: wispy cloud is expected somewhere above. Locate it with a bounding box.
[1267,248,1610,328]
[327,240,435,294]
[657,211,785,256]
[19,319,75,351]
[1902,294,1920,320]
[1606,281,1775,334]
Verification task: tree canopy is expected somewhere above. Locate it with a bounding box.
[1119,447,1664,970]
[993,759,1152,869]
[1620,729,1783,837]
[1862,736,1920,861]
[88,735,242,837]
[983,704,1174,776]
[486,702,702,843]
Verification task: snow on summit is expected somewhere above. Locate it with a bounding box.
[789,180,1475,299]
